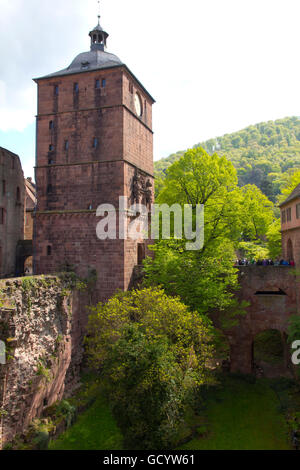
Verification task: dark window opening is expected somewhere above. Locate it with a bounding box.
[49,144,54,151]
[81,61,90,70]
[64,140,69,151]
[48,158,54,165]
[287,207,292,222]
[138,243,146,265]
[74,83,79,93]
[49,120,54,130]
[95,79,100,89]
[47,246,52,256]
[16,186,20,202]
[54,85,59,96]
[255,289,287,296]
[43,398,48,407]
[102,78,106,88]
[93,137,98,149]
[281,210,286,223]
[47,184,53,194]
[296,204,300,219]
[0,208,6,225]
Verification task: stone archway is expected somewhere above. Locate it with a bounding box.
[252,329,291,377]
[15,240,33,276]
[228,266,298,376]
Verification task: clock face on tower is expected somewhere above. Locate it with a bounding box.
[134,93,142,117]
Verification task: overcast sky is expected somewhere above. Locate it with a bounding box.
[0,0,299,178]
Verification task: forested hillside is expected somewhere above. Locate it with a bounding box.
[155,117,300,201]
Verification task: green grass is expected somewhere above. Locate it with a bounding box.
[180,376,292,450]
[49,394,123,450]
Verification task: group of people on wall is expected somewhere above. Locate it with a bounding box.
[235,258,295,267]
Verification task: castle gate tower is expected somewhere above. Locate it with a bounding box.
[33,15,155,300]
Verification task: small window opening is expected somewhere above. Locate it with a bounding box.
[54,85,59,96]
[93,138,98,149]
[95,79,100,89]
[64,140,69,151]
[47,246,52,256]
[49,120,54,130]
[74,83,79,93]
[47,184,53,194]
[49,144,54,152]
[0,208,6,225]
[102,78,106,88]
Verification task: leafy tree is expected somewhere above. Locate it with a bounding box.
[277,169,300,204]
[266,220,282,259]
[155,117,300,201]
[85,288,215,449]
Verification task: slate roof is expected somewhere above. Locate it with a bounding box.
[35,49,123,80]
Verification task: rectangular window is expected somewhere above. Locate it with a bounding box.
[95,79,100,89]
[74,83,79,93]
[287,207,292,222]
[296,204,300,219]
[49,120,54,130]
[64,140,69,151]
[49,144,54,151]
[93,137,98,149]
[0,208,6,225]
[281,210,286,223]
[102,78,106,88]
[54,85,59,96]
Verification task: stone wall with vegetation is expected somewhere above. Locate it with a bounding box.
[0,274,88,448]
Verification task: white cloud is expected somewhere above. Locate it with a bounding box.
[0,0,299,160]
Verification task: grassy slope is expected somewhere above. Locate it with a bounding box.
[49,376,292,451]
[181,377,292,450]
[49,395,123,451]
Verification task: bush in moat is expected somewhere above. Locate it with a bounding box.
[85,287,215,450]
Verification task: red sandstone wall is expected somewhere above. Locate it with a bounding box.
[34,64,154,302]
[229,266,299,375]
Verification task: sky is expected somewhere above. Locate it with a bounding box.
[0,0,299,179]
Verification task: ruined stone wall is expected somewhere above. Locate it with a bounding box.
[0,275,89,448]
[0,148,25,277]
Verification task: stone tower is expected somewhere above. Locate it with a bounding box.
[33,15,155,300]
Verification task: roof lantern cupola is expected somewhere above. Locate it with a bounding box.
[89,13,109,52]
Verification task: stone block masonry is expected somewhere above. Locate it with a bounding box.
[0,275,90,448]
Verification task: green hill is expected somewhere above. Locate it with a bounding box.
[155,116,300,201]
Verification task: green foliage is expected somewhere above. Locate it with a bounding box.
[287,315,300,344]
[266,220,282,259]
[180,376,292,450]
[86,288,215,449]
[143,240,240,319]
[155,117,300,202]
[36,359,51,383]
[277,169,300,204]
